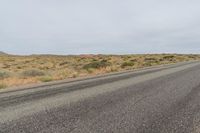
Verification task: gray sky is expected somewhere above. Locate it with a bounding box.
[0,0,200,55]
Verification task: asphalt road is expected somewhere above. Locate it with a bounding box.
[0,61,200,133]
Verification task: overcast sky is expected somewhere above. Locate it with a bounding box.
[0,0,200,55]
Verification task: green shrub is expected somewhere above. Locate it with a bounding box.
[86,68,94,74]
[21,69,46,77]
[0,70,10,79]
[83,60,111,69]
[59,61,69,66]
[143,62,152,67]
[39,76,53,82]
[130,59,137,62]
[92,59,98,62]
[0,83,7,89]
[144,57,157,61]
[187,55,196,59]
[121,62,134,68]
[163,55,175,60]
[123,56,131,60]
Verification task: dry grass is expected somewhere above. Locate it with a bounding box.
[0,83,7,89]
[39,76,53,82]
[0,54,200,88]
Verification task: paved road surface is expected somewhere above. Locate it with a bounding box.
[0,61,200,133]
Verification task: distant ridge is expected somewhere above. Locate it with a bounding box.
[0,51,8,55]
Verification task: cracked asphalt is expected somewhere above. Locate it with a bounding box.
[0,61,200,133]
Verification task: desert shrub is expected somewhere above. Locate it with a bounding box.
[24,60,31,63]
[143,62,152,67]
[17,66,22,69]
[71,72,78,78]
[159,58,164,61]
[187,55,197,59]
[59,61,69,66]
[21,69,46,77]
[123,56,131,60]
[0,83,7,89]
[163,55,175,60]
[144,57,157,61]
[83,60,111,69]
[121,62,134,68]
[130,59,137,62]
[39,76,53,82]
[92,59,98,62]
[0,70,10,79]
[86,68,94,74]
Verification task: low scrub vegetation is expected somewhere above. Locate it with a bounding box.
[0,83,7,89]
[121,61,134,68]
[0,70,10,79]
[83,60,111,69]
[39,76,53,82]
[0,54,199,88]
[21,69,46,77]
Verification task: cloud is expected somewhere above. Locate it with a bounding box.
[0,0,200,54]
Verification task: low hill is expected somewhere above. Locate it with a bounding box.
[0,51,8,55]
